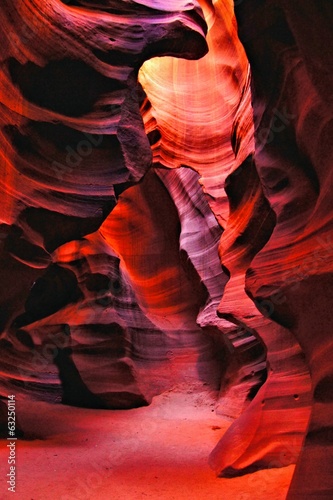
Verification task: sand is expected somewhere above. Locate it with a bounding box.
[0,383,293,499]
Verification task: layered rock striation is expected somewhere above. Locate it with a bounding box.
[0,1,332,498]
[233,2,333,497]
[0,1,212,415]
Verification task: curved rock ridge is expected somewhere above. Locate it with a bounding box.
[0,0,207,227]
[139,0,267,416]
[232,1,333,497]
[0,241,157,409]
[155,167,226,317]
[210,157,311,477]
[0,167,226,410]
[0,0,210,424]
[0,173,225,411]
[155,166,268,419]
[96,168,225,392]
[139,0,254,228]
[140,0,315,489]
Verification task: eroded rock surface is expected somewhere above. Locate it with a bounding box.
[0,1,332,498]
[0,0,211,414]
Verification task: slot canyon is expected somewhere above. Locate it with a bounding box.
[0,1,332,498]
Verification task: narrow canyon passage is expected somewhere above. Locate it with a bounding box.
[0,0,332,499]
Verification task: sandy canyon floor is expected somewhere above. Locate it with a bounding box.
[0,383,293,499]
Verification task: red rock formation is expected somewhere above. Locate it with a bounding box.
[233,2,333,497]
[139,0,312,478]
[140,0,331,496]
[0,1,210,415]
[0,0,332,498]
[210,158,311,478]
[139,0,268,420]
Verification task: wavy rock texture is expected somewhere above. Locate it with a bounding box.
[140,0,269,420]
[140,0,312,482]
[0,1,210,418]
[0,0,331,498]
[84,168,226,398]
[139,0,331,495]
[139,0,253,227]
[233,1,333,497]
[210,157,311,478]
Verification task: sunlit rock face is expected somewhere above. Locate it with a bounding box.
[141,0,333,497]
[140,0,311,482]
[140,0,253,228]
[140,0,269,420]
